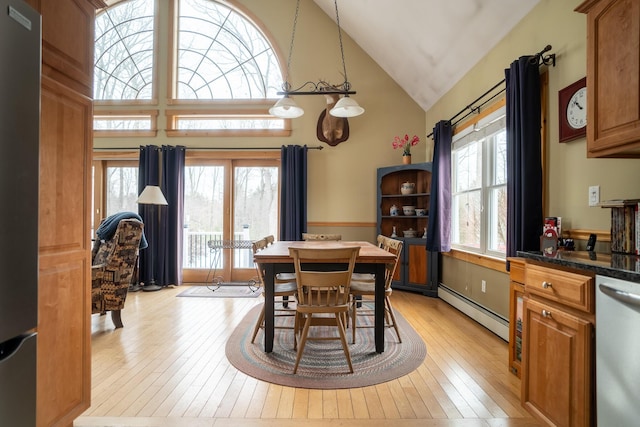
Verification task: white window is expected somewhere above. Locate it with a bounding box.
[451,106,507,257]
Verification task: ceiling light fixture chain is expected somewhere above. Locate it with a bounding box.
[333,0,349,92]
[283,0,301,92]
[269,0,364,119]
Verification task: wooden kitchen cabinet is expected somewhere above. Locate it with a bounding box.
[22,0,105,425]
[521,262,595,427]
[576,0,640,157]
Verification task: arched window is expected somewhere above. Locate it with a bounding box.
[176,0,281,100]
[94,0,155,101]
[93,0,287,136]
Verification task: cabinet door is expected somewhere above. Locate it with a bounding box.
[406,240,428,286]
[26,0,100,96]
[578,0,640,157]
[522,297,593,427]
[37,75,92,427]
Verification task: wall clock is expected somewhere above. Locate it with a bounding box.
[558,77,587,143]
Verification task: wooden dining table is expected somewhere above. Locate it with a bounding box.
[253,240,396,353]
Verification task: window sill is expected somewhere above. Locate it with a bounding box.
[442,249,507,273]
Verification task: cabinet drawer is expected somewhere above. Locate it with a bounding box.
[525,264,593,313]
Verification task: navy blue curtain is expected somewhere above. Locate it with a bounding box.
[159,145,185,286]
[505,56,543,266]
[280,145,308,240]
[426,120,452,252]
[138,145,161,285]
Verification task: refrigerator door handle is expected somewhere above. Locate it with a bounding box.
[0,335,25,362]
[599,284,640,308]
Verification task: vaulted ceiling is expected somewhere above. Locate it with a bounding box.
[313,0,541,111]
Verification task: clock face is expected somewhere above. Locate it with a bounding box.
[566,87,587,129]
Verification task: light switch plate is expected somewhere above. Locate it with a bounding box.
[589,185,600,206]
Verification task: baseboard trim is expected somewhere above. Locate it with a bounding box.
[438,284,509,342]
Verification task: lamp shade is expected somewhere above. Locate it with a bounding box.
[329,96,364,118]
[136,185,168,205]
[269,97,304,118]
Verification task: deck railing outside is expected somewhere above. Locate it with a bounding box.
[183,231,253,269]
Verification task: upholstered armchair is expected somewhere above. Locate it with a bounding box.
[91,218,144,328]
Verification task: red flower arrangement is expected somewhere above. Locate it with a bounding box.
[392,134,420,156]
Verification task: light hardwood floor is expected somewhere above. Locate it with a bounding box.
[75,285,542,427]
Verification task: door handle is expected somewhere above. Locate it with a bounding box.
[599,284,640,308]
[542,281,552,289]
[541,309,552,318]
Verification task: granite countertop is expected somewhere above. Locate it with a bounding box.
[517,250,640,283]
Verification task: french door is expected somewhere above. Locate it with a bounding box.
[93,156,280,285]
[182,159,279,284]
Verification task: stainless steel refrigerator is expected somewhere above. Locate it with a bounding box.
[0,1,41,425]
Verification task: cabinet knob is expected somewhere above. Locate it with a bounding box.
[542,309,552,318]
[542,281,552,289]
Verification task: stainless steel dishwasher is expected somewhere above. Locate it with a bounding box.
[596,275,640,426]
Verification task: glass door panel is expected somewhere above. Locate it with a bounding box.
[183,165,226,283]
[232,164,279,281]
[105,166,139,216]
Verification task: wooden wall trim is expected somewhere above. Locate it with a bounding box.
[307,222,376,228]
[442,250,508,273]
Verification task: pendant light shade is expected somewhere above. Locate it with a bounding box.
[269,97,304,118]
[329,96,365,117]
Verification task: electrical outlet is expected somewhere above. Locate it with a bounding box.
[481,280,486,293]
[589,185,600,207]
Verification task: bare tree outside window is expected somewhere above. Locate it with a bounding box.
[106,167,139,217]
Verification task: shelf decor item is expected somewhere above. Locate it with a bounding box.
[403,228,417,238]
[392,134,420,164]
[402,206,416,216]
[400,182,415,194]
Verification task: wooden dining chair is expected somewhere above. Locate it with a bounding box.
[264,234,296,283]
[250,238,297,343]
[351,234,386,282]
[349,236,403,344]
[301,233,342,241]
[289,246,360,374]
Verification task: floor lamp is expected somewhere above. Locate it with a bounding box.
[137,185,168,292]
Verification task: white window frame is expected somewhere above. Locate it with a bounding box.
[451,104,507,259]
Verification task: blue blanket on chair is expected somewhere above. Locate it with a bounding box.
[96,211,148,249]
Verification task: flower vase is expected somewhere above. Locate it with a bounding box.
[402,154,411,165]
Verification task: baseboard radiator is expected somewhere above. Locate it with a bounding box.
[438,284,509,341]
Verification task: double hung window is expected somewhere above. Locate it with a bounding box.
[451,106,507,257]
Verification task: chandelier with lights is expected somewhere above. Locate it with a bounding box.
[269,0,365,119]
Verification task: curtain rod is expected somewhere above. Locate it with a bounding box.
[427,44,555,139]
[93,145,324,151]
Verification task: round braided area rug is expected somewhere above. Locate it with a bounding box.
[225,304,426,389]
